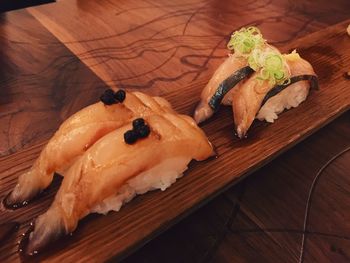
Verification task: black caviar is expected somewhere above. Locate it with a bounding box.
[114,89,126,102]
[137,124,150,138]
[124,118,151,144]
[132,118,145,129]
[100,89,116,105]
[100,89,126,105]
[124,130,138,144]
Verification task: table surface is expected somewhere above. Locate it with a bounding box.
[0,0,350,262]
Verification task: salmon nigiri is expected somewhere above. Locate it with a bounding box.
[231,50,317,138]
[24,113,214,255]
[193,26,318,139]
[194,27,267,124]
[6,90,173,207]
[256,53,317,122]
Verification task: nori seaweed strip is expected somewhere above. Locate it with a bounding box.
[261,75,318,107]
[208,66,254,111]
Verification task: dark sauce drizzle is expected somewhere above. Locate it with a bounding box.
[3,192,29,210]
[18,221,75,261]
[18,223,35,257]
[2,173,63,210]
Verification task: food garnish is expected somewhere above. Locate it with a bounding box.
[227,26,265,56]
[100,89,126,105]
[124,118,151,144]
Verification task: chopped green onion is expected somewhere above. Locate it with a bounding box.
[247,48,290,85]
[227,26,291,85]
[227,26,265,56]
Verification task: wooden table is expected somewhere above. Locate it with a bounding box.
[0,0,349,262]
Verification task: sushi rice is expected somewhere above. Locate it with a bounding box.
[91,157,191,214]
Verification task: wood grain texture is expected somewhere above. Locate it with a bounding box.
[0,10,107,156]
[0,0,349,262]
[28,0,350,93]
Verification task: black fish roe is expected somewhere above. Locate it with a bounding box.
[100,89,116,105]
[137,124,150,138]
[132,118,145,129]
[115,90,126,102]
[124,130,138,144]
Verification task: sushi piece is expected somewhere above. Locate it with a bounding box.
[24,113,214,255]
[231,50,317,138]
[194,55,249,123]
[257,52,317,123]
[193,25,318,138]
[220,47,283,107]
[194,27,266,124]
[5,90,173,207]
[230,47,291,138]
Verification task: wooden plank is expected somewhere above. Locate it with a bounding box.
[0,14,350,262]
[0,10,349,262]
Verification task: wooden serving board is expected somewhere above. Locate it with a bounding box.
[0,9,349,263]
